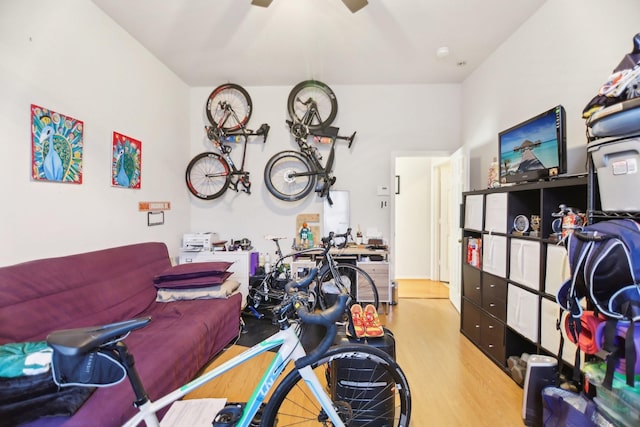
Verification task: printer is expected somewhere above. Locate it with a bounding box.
[182,232,217,251]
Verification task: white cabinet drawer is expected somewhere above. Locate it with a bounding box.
[357,262,390,303]
[178,250,253,305]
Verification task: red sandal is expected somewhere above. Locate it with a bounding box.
[347,304,366,338]
[363,304,384,338]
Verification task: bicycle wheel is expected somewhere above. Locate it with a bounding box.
[264,150,316,202]
[262,344,411,426]
[185,152,231,200]
[287,80,338,131]
[205,83,252,131]
[318,264,379,311]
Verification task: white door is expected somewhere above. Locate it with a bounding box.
[434,161,451,282]
[448,147,468,312]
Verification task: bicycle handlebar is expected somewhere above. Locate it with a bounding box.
[296,293,348,369]
[280,275,349,369]
[321,228,352,250]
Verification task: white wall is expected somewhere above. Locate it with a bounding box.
[462,0,640,187]
[189,84,462,258]
[0,0,191,266]
[6,0,630,273]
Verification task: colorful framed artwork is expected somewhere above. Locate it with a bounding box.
[112,132,142,189]
[31,105,83,183]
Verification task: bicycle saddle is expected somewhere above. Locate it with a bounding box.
[47,317,151,356]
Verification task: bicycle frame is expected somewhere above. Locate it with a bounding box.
[204,119,268,194]
[284,120,355,205]
[248,234,355,313]
[124,322,344,427]
[247,243,318,311]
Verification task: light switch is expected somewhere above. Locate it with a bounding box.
[377,185,390,196]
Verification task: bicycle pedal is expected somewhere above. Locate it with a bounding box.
[213,403,245,427]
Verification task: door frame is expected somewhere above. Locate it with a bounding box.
[390,150,450,284]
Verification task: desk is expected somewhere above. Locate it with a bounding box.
[292,246,391,305]
[296,246,388,261]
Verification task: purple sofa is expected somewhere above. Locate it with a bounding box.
[0,242,242,427]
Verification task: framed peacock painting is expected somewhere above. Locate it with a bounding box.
[31,105,83,183]
[112,132,142,189]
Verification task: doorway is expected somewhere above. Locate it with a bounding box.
[391,152,449,280]
[390,149,466,311]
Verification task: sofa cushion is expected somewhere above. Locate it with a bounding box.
[0,242,171,345]
[153,271,232,289]
[153,262,233,284]
[156,279,240,302]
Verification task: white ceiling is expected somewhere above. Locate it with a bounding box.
[91,0,546,87]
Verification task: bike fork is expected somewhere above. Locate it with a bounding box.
[298,364,346,426]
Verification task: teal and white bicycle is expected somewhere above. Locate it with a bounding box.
[47,273,411,426]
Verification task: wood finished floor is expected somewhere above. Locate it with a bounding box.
[186,280,524,426]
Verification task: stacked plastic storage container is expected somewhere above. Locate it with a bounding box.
[587,97,640,212]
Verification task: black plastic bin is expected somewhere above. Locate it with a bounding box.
[329,329,396,425]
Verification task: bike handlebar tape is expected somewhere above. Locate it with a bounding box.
[294,294,348,369]
[573,230,609,242]
[284,268,319,294]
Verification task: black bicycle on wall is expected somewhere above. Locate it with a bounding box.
[263,80,355,206]
[186,83,269,200]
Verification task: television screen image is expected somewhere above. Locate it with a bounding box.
[499,105,566,184]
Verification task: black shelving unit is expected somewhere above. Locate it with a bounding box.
[460,176,588,382]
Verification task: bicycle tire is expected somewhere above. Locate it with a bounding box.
[185,152,231,200]
[287,80,338,131]
[205,83,252,131]
[318,264,380,311]
[261,344,411,426]
[264,150,316,202]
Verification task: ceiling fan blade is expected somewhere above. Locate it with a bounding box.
[251,0,273,7]
[342,0,368,13]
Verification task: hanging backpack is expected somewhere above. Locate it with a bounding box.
[556,218,640,388]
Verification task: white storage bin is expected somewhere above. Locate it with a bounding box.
[483,234,507,278]
[545,243,570,296]
[464,194,484,230]
[509,239,540,291]
[484,193,508,233]
[507,284,539,342]
[540,298,584,366]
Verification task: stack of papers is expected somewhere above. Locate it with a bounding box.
[160,398,227,427]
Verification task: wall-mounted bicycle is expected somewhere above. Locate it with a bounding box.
[264,80,355,206]
[186,83,269,200]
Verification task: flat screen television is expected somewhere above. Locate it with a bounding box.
[499,105,566,184]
